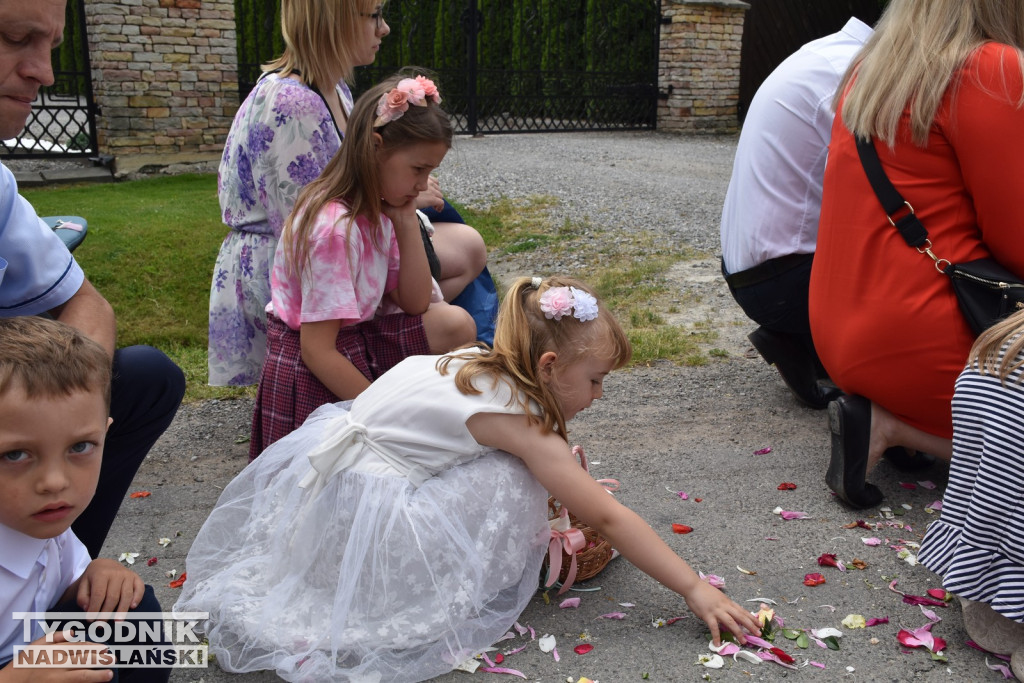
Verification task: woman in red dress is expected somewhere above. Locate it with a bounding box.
[809,0,1024,508]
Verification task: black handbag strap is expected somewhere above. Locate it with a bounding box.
[854,136,930,248]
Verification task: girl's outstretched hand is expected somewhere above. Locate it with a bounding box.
[683,581,761,646]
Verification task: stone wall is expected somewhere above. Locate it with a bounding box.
[658,0,749,135]
[85,0,238,169]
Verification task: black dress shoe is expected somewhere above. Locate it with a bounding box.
[826,394,883,508]
[748,327,841,409]
[882,447,937,472]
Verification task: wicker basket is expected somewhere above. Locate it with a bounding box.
[544,498,614,585]
[542,445,615,589]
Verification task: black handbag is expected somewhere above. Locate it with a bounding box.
[856,136,1024,335]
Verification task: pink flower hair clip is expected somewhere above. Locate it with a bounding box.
[373,76,443,128]
[539,285,599,322]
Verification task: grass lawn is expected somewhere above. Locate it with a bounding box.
[23,173,712,402]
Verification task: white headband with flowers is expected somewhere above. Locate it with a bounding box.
[373,76,442,128]
[536,281,599,322]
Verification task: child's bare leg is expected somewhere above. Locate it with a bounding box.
[431,221,487,301]
[422,302,477,353]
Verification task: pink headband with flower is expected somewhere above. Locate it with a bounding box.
[373,76,443,128]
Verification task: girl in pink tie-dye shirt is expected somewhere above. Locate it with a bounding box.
[250,73,476,458]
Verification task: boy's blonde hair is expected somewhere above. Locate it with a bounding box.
[439,276,632,439]
[263,0,376,86]
[839,0,1024,146]
[282,70,452,276]
[0,317,111,409]
[969,308,1024,384]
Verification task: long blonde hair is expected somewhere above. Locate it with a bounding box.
[262,0,375,87]
[281,71,452,276]
[969,308,1024,384]
[839,0,1024,145]
[439,277,632,439]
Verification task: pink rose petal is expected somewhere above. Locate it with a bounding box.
[779,510,809,520]
[754,446,773,455]
[986,659,1015,680]
[559,598,581,609]
[865,617,890,627]
[597,612,627,620]
[480,667,527,679]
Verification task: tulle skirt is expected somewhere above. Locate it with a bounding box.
[175,403,550,682]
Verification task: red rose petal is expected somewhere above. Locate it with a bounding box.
[574,644,594,655]
[817,553,839,568]
[129,491,151,499]
[777,482,797,490]
[770,646,795,664]
[803,573,826,586]
[494,653,504,664]
[147,557,158,566]
[672,523,693,534]
[169,572,187,589]
[694,498,703,503]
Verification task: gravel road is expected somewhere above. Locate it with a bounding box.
[102,131,982,682]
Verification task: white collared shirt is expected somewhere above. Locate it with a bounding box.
[0,523,90,664]
[720,18,873,274]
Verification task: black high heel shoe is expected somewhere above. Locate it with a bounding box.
[826,394,883,508]
[748,327,843,410]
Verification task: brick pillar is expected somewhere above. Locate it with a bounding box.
[84,0,239,171]
[658,0,749,134]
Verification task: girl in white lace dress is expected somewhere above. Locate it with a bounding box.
[175,277,760,681]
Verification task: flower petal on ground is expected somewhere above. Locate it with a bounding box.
[734,650,762,665]
[754,447,773,455]
[778,482,797,490]
[813,627,844,639]
[538,634,556,653]
[129,491,151,498]
[597,612,627,620]
[574,644,593,655]
[672,523,693,534]
[862,537,882,546]
[987,658,1015,679]
[698,653,725,668]
[559,598,580,609]
[917,480,937,489]
[169,572,187,589]
[480,667,527,679]
[804,573,826,586]
[865,617,889,627]
[841,615,865,629]
[699,571,725,588]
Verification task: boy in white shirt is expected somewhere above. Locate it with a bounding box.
[0,317,169,682]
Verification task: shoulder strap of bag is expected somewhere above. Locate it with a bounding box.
[854,136,930,248]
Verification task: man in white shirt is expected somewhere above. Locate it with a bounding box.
[720,17,872,409]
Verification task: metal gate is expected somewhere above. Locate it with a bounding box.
[236,0,661,134]
[0,0,98,158]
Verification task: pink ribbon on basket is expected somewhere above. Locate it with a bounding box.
[543,445,619,594]
[545,508,586,594]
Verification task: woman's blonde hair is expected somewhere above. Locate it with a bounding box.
[839,0,1024,145]
[969,308,1024,384]
[281,70,452,276]
[263,0,376,87]
[439,276,632,440]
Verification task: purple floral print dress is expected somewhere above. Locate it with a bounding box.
[207,73,353,386]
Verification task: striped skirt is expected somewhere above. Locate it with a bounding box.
[918,362,1024,622]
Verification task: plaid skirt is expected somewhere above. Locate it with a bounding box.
[249,312,429,460]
